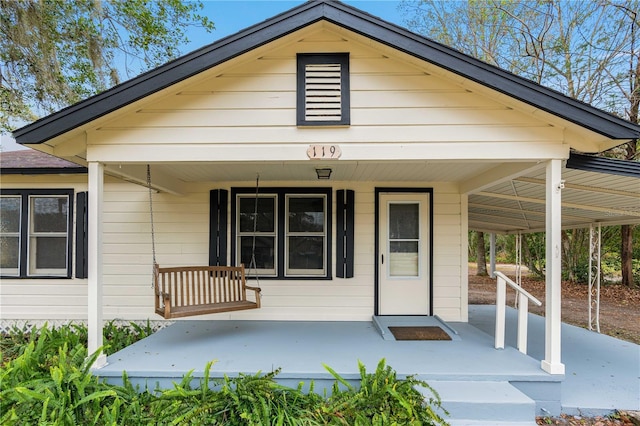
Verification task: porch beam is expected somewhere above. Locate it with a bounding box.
[469,202,588,222]
[86,142,571,163]
[542,159,565,375]
[459,162,542,194]
[475,191,640,217]
[514,177,640,199]
[88,162,107,368]
[104,164,187,196]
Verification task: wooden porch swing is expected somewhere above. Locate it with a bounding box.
[148,166,261,319]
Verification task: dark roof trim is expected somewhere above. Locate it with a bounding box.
[13,0,640,145]
[1,167,87,175]
[566,152,640,178]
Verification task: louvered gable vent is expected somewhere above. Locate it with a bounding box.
[297,53,350,126]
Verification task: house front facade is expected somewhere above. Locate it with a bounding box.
[4,1,640,375]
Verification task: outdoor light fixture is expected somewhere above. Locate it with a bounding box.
[315,168,332,180]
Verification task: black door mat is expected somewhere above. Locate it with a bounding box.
[388,326,452,341]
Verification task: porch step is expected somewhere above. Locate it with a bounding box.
[424,380,537,426]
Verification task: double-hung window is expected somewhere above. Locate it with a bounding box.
[232,188,331,279]
[0,190,73,278]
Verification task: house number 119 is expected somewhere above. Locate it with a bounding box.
[307,144,342,159]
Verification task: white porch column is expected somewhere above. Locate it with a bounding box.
[489,233,496,278]
[542,159,565,375]
[88,162,107,368]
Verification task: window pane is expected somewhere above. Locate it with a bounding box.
[240,236,275,270]
[32,197,68,233]
[389,241,419,277]
[288,197,324,232]
[239,197,275,232]
[288,236,324,270]
[30,237,67,270]
[389,203,419,239]
[0,236,19,269]
[0,196,21,233]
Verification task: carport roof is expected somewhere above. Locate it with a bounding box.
[469,153,640,234]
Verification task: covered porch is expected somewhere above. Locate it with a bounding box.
[96,305,639,422]
[97,310,559,423]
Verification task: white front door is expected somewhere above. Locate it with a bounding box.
[378,192,430,315]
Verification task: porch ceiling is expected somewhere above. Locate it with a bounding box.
[147,160,498,183]
[469,165,640,234]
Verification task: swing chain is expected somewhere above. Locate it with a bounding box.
[147,165,157,288]
[250,173,261,292]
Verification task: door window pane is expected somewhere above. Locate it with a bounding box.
[389,203,419,239]
[388,203,420,277]
[389,241,419,276]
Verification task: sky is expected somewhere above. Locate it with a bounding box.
[1,1,406,152]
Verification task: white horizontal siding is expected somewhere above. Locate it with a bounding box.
[2,179,465,322]
[90,28,565,157]
[0,177,89,321]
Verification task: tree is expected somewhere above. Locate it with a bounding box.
[476,231,488,276]
[0,0,214,132]
[401,0,639,286]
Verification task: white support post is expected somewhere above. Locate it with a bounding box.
[515,232,522,287]
[542,159,565,375]
[88,162,107,368]
[495,275,506,350]
[517,292,529,354]
[514,232,522,308]
[588,223,601,333]
[489,233,497,278]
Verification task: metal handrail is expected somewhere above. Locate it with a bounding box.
[493,271,542,355]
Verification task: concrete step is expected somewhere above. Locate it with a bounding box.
[422,380,537,425]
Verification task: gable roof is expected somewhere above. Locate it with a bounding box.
[12,0,640,145]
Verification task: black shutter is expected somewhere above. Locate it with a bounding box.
[336,189,355,278]
[209,189,228,266]
[75,192,88,279]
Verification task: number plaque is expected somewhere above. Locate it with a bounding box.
[307,144,342,159]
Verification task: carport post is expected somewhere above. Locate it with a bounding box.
[489,233,496,278]
[88,162,107,368]
[542,159,565,375]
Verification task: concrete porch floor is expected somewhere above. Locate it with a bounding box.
[95,305,639,419]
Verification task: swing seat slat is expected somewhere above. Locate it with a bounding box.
[153,264,261,319]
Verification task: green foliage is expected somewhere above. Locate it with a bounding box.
[103,319,154,355]
[317,359,448,425]
[1,325,450,425]
[0,324,148,425]
[0,0,214,132]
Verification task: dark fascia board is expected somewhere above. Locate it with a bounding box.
[1,167,88,175]
[13,0,640,145]
[566,152,640,179]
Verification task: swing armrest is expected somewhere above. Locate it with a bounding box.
[245,285,261,308]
